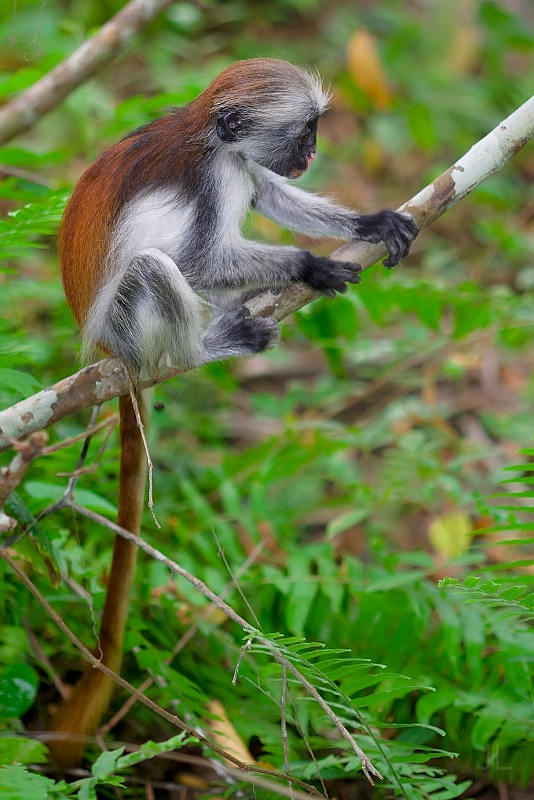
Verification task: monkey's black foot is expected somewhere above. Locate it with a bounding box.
[238,313,279,353]
[355,210,418,268]
[203,308,279,363]
[300,252,362,298]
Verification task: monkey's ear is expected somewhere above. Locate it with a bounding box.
[216,110,247,142]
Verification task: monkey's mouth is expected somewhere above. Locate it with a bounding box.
[289,151,316,179]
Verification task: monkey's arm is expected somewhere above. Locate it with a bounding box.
[250,164,418,267]
[189,241,361,298]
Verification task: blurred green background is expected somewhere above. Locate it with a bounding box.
[1,1,534,798]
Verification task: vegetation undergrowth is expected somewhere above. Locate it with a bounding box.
[1,0,534,798]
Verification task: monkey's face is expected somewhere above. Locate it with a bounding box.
[256,116,319,179]
[216,109,319,180]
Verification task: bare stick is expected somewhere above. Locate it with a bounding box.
[213,529,261,629]
[281,664,294,799]
[127,384,160,528]
[232,638,253,686]
[37,409,117,519]
[0,431,47,509]
[22,617,69,700]
[0,0,178,146]
[2,93,534,451]
[98,540,264,736]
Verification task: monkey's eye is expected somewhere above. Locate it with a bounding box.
[298,126,312,147]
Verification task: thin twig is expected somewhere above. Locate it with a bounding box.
[281,664,294,799]
[0,163,55,186]
[0,549,323,799]
[98,540,265,736]
[128,384,160,529]
[36,737,327,800]
[213,529,261,629]
[41,412,114,456]
[22,617,68,700]
[232,638,253,686]
[0,431,47,509]
[37,408,117,519]
[56,414,117,478]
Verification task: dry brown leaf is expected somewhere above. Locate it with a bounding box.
[446,1,482,75]
[206,699,256,765]
[346,29,392,110]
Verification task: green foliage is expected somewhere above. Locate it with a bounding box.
[1,0,534,796]
[0,665,39,723]
[0,192,68,261]
[0,733,197,798]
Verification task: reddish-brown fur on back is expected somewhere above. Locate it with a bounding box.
[59,113,200,328]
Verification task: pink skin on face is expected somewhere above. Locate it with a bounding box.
[290,150,316,179]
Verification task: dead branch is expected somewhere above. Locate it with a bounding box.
[1,93,533,451]
[0,0,179,146]
[0,432,48,532]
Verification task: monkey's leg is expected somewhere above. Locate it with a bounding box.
[47,392,149,769]
[84,248,204,374]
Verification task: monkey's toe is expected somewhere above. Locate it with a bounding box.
[250,316,279,352]
[224,308,279,354]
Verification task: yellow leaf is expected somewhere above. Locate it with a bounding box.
[445,1,482,75]
[346,29,391,110]
[446,23,481,74]
[206,699,256,765]
[428,513,472,559]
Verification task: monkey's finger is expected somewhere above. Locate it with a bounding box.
[382,240,402,268]
[398,213,419,238]
[338,262,362,283]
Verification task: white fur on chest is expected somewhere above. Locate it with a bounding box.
[215,157,255,249]
[110,188,194,274]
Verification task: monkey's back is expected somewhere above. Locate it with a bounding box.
[59,110,201,330]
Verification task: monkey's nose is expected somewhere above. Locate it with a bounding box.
[307,151,316,166]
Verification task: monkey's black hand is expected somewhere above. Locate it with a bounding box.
[354,210,418,268]
[299,252,362,298]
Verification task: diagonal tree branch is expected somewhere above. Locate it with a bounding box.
[0,93,533,451]
[0,0,178,146]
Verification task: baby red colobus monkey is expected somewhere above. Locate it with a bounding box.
[50,58,418,768]
[60,57,418,375]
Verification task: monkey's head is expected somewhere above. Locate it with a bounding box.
[198,58,330,179]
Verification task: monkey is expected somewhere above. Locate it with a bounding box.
[48,58,418,767]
